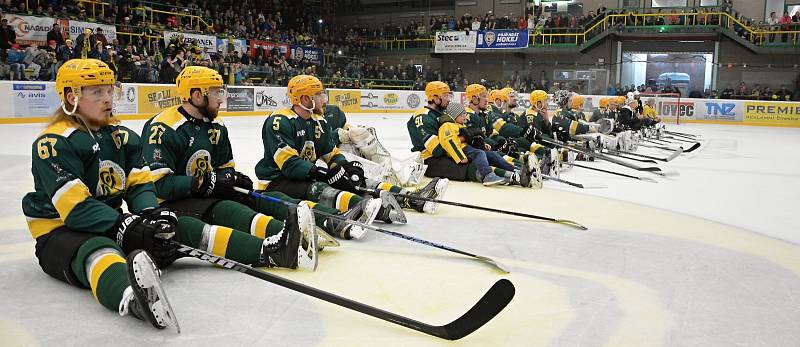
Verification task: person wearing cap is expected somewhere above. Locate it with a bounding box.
[439,102,540,187]
[7,43,25,80]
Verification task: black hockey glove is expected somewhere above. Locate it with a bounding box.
[139,207,178,227]
[193,170,238,199]
[308,165,331,181]
[231,171,254,190]
[469,135,486,150]
[342,161,366,188]
[523,124,542,143]
[324,164,358,192]
[112,213,177,268]
[552,123,570,142]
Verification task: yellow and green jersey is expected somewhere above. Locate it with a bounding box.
[21,120,157,239]
[553,108,590,137]
[323,105,348,146]
[438,120,467,164]
[255,107,347,185]
[407,106,445,160]
[141,106,236,202]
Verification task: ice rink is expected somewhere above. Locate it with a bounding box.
[1,113,799,346]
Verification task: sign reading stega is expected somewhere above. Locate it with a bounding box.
[434,31,477,53]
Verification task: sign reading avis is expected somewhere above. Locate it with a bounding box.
[434,31,477,53]
[477,30,529,49]
[163,31,217,52]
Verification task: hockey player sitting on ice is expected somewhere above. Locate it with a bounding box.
[618,95,645,131]
[142,66,328,268]
[325,104,449,215]
[439,102,541,187]
[255,75,413,232]
[589,97,611,122]
[466,85,548,160]
[522,90,556,144]
[407,81,519,185]
[550,90,612,141]
[642,98,661,127]
[20,59,222,332]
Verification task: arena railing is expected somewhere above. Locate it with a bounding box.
[361,9,799,49]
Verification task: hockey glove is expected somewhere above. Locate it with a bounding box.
[523,124,542,143]
[112,213,177,268]
[342,161,366,188]
[193,170,238,200]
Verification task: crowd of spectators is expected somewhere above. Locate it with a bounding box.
[0,0,797,101]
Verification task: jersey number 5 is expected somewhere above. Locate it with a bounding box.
[148,125,166,145]
[37,137,58,159]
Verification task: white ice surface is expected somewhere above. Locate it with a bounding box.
[0,114,799,346]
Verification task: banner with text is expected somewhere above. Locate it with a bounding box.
[289,45,325,65]
[2,14,59,45]
[253,87,290,112]
[476,30,529,49]
[163,31,218,52]
[138,85,181,115]
[67,20,117,42]
[434,31,477,53]
[249,40,290,59]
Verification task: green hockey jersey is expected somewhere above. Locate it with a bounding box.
[22,120,157,239]
[255,107,347,185]
[406,107,445,160]
[324,105,348,146]
[141,106,236,202]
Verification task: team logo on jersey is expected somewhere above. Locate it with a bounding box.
[300,141,316,162]
[484,32,496,46]
[186,150,212,178]
[97,160,126,197]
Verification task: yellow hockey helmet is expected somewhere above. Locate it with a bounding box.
[529,90,548,108]
[599,97,609,108]
[287,75,324,105]
[465,84,487,102]
[55,58,115,105]
[176,66,224,102]
[570,94,585,110]
[425,81,451,102]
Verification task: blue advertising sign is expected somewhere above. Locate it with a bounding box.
[290,45,325,65]
[476,30,529,49]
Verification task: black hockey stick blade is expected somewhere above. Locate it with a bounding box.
[684,142,701,152]
[602,151,659,164]
[543,175,607,189]
[572,163,658,183]
[174,242,514,340]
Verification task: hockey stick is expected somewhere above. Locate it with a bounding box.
[640,141,701,153]
[172,242,514,340]
[542,138,662,172]
[601,151,658,164]
[663,136,696,144]
[609,147,682,162]
[237,187,510,273]
[543,175,607,189]
[664,130,700,139]
[572,163,658,183]
[354,187,588,231]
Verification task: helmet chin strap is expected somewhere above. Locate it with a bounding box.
[298,97,316,114]
[63,95,98,140]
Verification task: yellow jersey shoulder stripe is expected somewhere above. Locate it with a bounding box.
[320,147,342,164]
[51,178,91,220]
[39,120,77,138]
[151,106,187,130]
[273,146,300,169]
[26,217,64,239]
[272,108,298,119]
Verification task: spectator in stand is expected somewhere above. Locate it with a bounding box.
[23,43,42,80]
[751,84,762,97]
[47,23,65,47]
[779,11,792,42]
[7,44,25,80]
[721,85,735,99]
[775,85,793,101]
[0,18,15,60]
[55,39,74,73]
[738,82,748,96]
[768,12,779,42]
